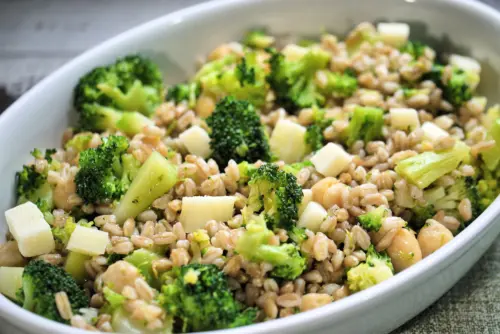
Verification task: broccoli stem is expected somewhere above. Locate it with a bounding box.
[64,251,91,283]
[114,151,177,224]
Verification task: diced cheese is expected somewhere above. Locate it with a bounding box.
[421,122,449,142]
[376,23,410,47]
[311,143,352,177]
[67,225,109,256]
[282,44,308,62]
[5,202,55,257]
[180,196,237,232]
[449,54,481,73]
[270,120,308,163]
[390,108,420,130]
[298,201,328,232]
[0,267,24,300]
[178,125,212,159]
[299,189,313,216]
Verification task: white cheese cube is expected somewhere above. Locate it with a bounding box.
[299,189,313,216]
[377,23,410,47]
[311,143,352,177]
[449,54,481,73]
[0,267,24,300]
[421,122,449,142]
[5,202,55,257]
[178,125,212,159]
[298,201,328,232]
[390,108,420,130]
[67,225,109,256]
[180,196,237,232]
[270,120,308,163]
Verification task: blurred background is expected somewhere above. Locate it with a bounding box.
[0,0,499,333]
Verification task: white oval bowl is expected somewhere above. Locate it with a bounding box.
[1,0,500,333]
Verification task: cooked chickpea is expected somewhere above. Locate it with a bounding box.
[53,178,77,211]
[386,228,422,272]
[195,94,216,118]
[311,177,337,208]
[0,241,26,267]
[417,219,454,258]
[323,183,348,209]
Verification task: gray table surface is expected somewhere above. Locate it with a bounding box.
[0,0,499,333]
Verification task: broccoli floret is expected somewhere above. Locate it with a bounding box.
[477,168,500,211]
[304,107,334,152]
[16,260,88,323]
[201,53,269,107]
[16,148,58,213]
[246,163,303,231]
[206,96,271,166]
[432,177,480,224]
[315,70,358,99]
[74,54,163,115]
[288,226,308,245]
[282,161,313,177]
[194,54,238,82]
[75,135,139,204]
[166,82,201,108]
[358,206,389,232]
[347,245,394,292]
[400,41,427,59]
[124,249,161,288]
[107,253,126,265]
[480,109,500,170]
[235,217,306,280]
[158,263,257,332]
[267,47,330,113]
[425,64,478,107]
[242,29,275,49]
[395,141,470,189]
[409,205,436,229]
[65,133,93,153]
[344,106,384,147]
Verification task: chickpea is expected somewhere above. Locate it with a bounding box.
[323,183,348,209]
[387,228,422,272]
[311,177,337,207]
[417,219,453,258]
[0,241,26,267]
[195,94,216,118]
[54,178,77,211]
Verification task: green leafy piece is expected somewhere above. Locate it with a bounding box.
[16,260,88,323]
[305,107,334,152]
[206,96,271,166]
[158,263,257,332]
[344,106,384,147]
[358,206,389,232]
[267,47,330,113]
[247,163,303,231]
[347,245,394,292]
[395,141,470,189]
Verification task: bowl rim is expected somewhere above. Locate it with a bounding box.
[1,0,500,333]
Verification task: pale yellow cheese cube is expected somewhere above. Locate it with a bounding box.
[180,196,237,232]
[449,54,481,73]
[0,267,24,300]
[299,189,313,216]
[298,201,328,232]
[67,225,109,256]
[178,125,212,159]
[270,119,308,163]
[377,23,410,47]
[311,143,352,177]
[5,202,55,257]
[422,122,449,142]
[390,108,420,130]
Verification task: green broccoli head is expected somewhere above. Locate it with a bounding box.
[344,106,384,147]
[235,217,306,280]
[75,135,139,204]
[409,204,436,229]
[242,29,275,49]
[247,163,303,231]
[65,133,93,153]
[304,107,334,152]
[347,245,394,292]
[267,47,330,113]
[16,260,88,323]
[166,82,201,108]
[16,149,58,213]
[201,53,269,107]
[206,96,271,166]
[358,206,390,232]
[315,70,358,98]
[158,263,257,333]
[477,168,500,212]
[400,41,427,59]
[395,141,470,189]
[75,55,163,114]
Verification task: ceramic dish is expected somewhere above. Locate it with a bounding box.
[1,0,500,333]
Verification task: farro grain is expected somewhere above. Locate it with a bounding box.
[300,293,332,312]
[276,293,302,308]
[55,291,73,320]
